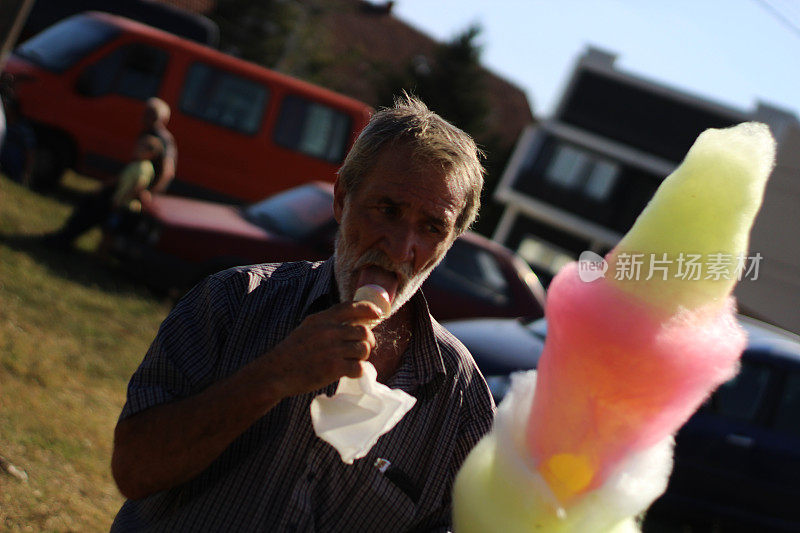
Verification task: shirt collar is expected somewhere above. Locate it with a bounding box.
[301,257,447,387]
[300,257,339,318]
[405,291,447,385]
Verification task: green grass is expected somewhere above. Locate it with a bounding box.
[0,173,173,531]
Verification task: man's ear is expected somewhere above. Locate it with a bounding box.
[333,178,346,223]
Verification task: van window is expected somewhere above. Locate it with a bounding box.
[179,62,269,135]
[79,43,168,100]
[15,15,120,72]
[273,95,351,163]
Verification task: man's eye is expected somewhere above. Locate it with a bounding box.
[378,205,398,216]
[427,224,443,235]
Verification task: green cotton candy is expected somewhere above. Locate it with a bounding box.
[607,122,776,315]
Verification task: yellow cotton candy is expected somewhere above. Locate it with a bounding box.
[607,122,775,314]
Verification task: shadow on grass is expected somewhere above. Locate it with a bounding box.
[0,232,171,303]
[30,175,106,206]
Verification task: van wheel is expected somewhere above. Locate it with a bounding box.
[30,138,71,191]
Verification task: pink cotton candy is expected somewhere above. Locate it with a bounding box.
[526,262,745,501]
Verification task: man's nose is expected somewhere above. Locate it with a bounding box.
[382,226,417,266]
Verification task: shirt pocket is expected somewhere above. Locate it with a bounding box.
[331,467,418,533]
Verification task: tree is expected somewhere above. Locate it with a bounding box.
[376,24,489,139]
[375,24,510,235]
[209,0,301,67]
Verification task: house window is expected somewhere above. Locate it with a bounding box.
[545,145,588,189]
[273,95,351,163]
[545,144,620,201]
[180,62,269,135]
[585,160,618,200]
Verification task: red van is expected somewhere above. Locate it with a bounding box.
[5,12,372,202]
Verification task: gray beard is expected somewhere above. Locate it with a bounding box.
[333,230,441,317]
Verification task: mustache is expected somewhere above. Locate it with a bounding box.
[353,248,413,285]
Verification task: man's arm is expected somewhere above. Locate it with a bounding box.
[149,133,176,194]
[111,300,383,500]
[149,155,174,194]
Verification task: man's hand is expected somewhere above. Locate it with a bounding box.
[112,300,382,500]
[254,301,382,399]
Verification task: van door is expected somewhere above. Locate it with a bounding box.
[73,41,169,178]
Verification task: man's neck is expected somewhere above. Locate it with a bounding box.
[370,302,414,383]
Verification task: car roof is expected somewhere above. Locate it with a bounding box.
[739,315,800,365]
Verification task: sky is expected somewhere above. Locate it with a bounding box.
[392,0,800,119]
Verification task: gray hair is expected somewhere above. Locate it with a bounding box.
[337,93,484,235]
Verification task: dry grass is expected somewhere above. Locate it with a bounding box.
[0,173,172,531]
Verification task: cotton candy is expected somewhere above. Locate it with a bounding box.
[453,122,776,531]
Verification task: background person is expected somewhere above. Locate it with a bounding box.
[140,97,177,194]
[110,95,494,532]
[106,135,162,231]
[42,100,174,249]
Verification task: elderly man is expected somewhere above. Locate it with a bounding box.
[111,95,495,532]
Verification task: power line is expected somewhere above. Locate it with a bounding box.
[752,0,800,39]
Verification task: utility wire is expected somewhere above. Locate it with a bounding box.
[752,0,800,39]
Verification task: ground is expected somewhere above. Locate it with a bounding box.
[0,173,172,531]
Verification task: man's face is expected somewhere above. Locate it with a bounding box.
[334,144,467,315]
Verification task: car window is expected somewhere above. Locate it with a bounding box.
[180,62,269,135]
[243,185,333,240]
[428,239,511,306]
[702,359,771,422]
[773,371,800,438]
[80,43,168,100]
[15,15,120,72]
[273,95,351,163]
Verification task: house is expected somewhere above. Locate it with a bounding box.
[492,46,800,334]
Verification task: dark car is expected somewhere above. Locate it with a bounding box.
[104,182,546,322]
[444,315,800,531]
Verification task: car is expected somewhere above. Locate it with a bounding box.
[7,12,371,194]
[443,314,800,531]
[103,182,546,322]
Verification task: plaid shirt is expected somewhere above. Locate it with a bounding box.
[111,259,495,532]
